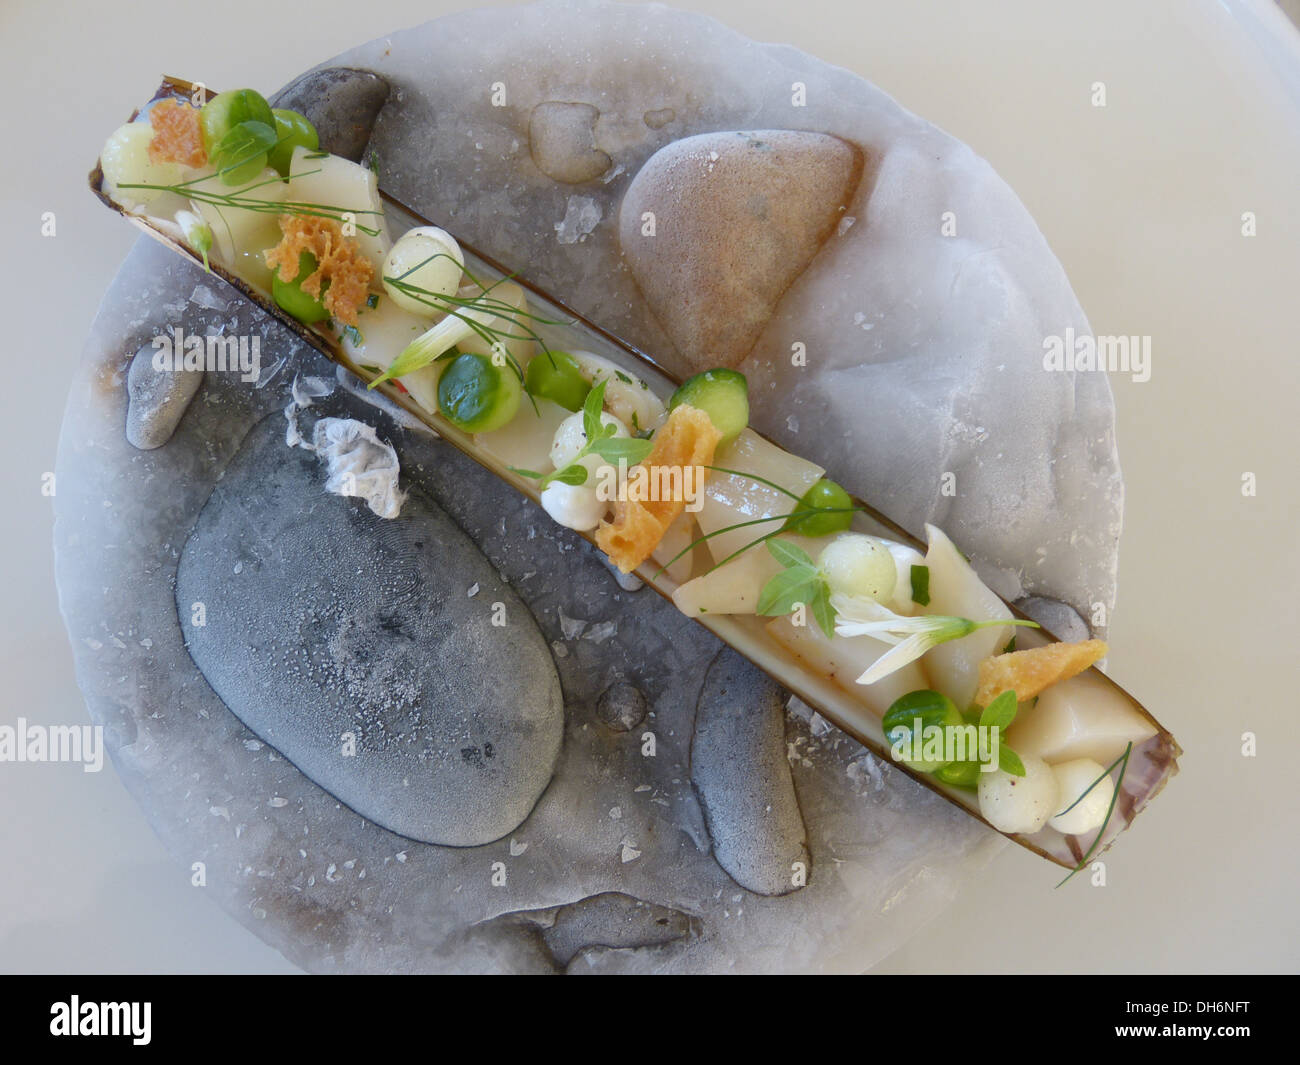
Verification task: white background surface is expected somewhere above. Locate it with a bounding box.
[1,0,1296,973]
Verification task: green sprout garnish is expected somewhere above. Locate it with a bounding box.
[755,540,836,638]
[508,380,654,489]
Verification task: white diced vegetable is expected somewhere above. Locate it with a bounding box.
[188,167,286,266]
[919,523,1012,708]
[1006,672,1156,766]
[650,513,701,585]
[672,534,821,616]
[695,430,824,566]
[978,754,1059,834]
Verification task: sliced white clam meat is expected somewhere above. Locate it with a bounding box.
[920,523,1013,709]
[569,351,666,432]
[977,753,1059,834]
[1048,758,1114,835]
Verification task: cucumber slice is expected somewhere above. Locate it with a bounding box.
[668,368,749,444]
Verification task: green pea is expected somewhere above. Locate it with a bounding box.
[272,251,330,324]
[783,478,853,536]
[934,759,982,790]
[438,352,522,433]
[524,350,591,412]
[267,108,319,177]
[199,89,275,152]
[881,690,963,773]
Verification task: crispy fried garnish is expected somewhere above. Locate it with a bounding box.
[974,638,1108,708]
[263,215,374,326]
[595,404,722,573]
[148,98,207,168]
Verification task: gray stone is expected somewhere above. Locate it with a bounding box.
[692,649,810,897]
[529,101,612,183]
[1015,596,1093,643]
[618,130,863,374]
[175,412,564,847]
[270,67,390,163]
[124,341,203,450]
[595,681,647,732]
[541,892,698,965]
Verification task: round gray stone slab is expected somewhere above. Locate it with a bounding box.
[176,413,563,847]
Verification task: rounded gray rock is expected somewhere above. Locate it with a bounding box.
[595,680,647,732]
[125,342,203,450]
[175,412,564,846]
[270,67,391,163]
[691,648,810,896]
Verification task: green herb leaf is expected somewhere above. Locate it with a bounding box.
[766,538,815,570]
[582,379,608,443]
[998,743,1026,777]
[590,437,654,465]
[548,464,589,487]
[1004,634,1017,653]
[756,564,820,616]
[979,689,1019,732]
[910,564,931,606]
[809,581,837,639]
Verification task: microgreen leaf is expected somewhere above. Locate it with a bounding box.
[549,465,589,487]
[998,743,1026,777]
[766,538,815,570]
[910,564,931,606]
[809,582,837,639]
[756,564,820,616]
[583,378,608,442]
[590,437,654,465]
[979,689,1019,732]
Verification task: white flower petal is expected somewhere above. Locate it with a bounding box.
[855,632,936,685]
